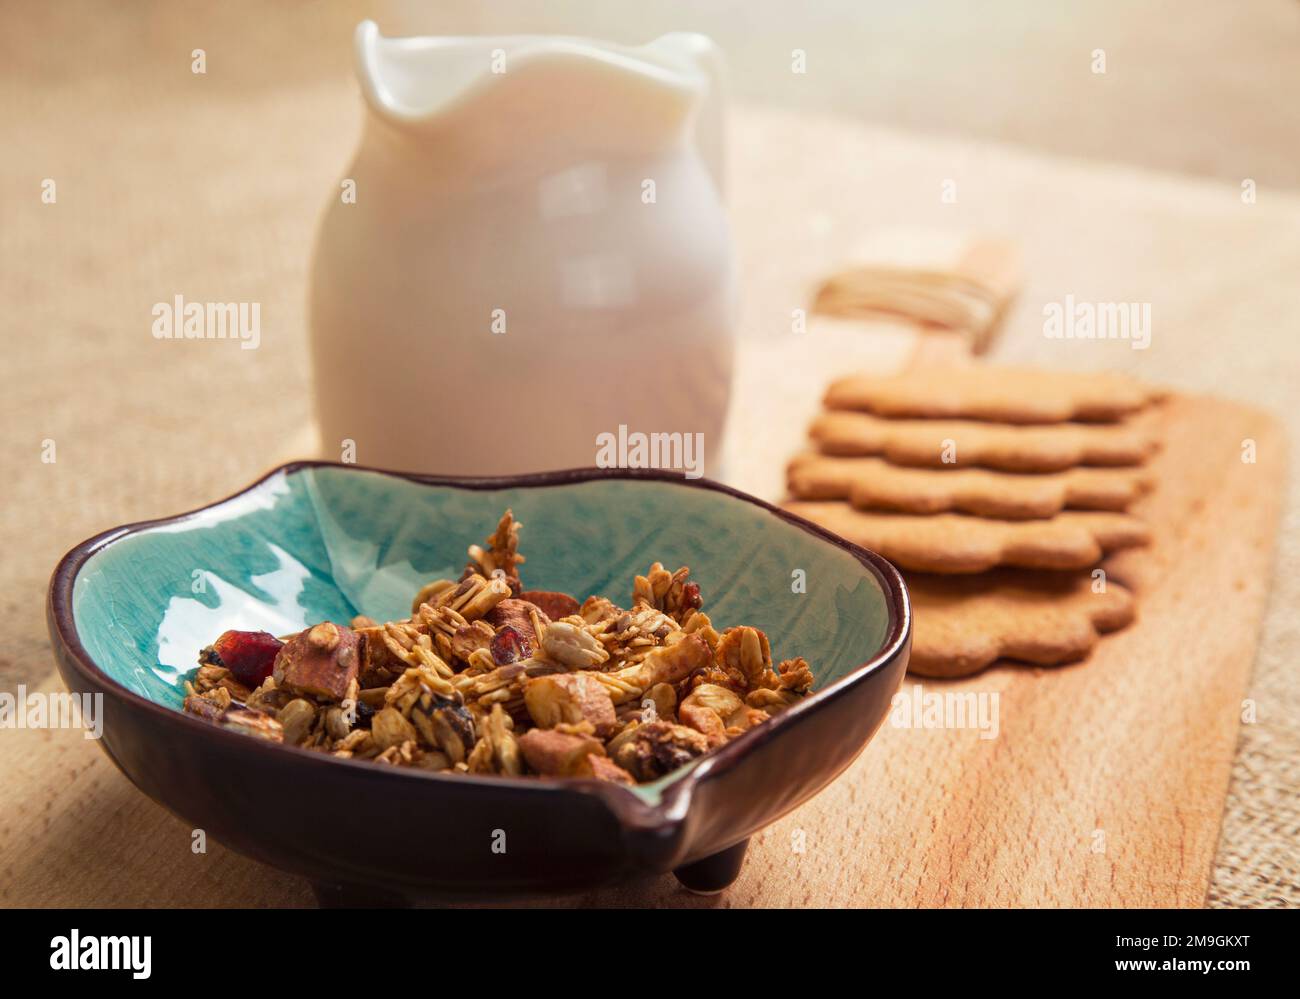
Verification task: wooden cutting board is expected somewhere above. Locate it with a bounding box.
[2,387,1282,908]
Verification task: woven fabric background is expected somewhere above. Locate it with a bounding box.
[2,2,1295,907]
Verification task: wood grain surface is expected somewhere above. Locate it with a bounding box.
[2,394,1281,907]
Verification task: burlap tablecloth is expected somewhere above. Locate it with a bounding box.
[2,8,1296,906]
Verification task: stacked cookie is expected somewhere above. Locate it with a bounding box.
[784,366,1163,677]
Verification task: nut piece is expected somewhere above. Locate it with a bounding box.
[466,703,523,776]
[520,590,580,620]
[219,708,284,742]
[411,579,457,615]
[588,755,636,785]
[517,728,606,778]
[612,720,708,782]
[678,682,747,748]
[485,598,551,647]
[679,684,756,746]
[274,623,360,702]
[323,705,353,741]
[355,626,405,688]
[679,701,727,746]
[632,563,701,624]
[579,595,621,626]
[435,573,512,621]
[595,633,712,705]
[307,622,341,652]
[727,706,772,733]
[277,698,318,745]
[371,706,418,751]
[683,683,745,717]
[183,692,226,722]
[541,620,609,669]
[449,620,495,662]
[746,656,815,713]
[640,682,677,723]
[410,693,477,763]
[713,626,775,690]
[524,673,618,736]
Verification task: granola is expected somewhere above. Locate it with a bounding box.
[182,510,815,784]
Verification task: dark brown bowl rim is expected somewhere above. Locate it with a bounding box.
[48,462,910,830]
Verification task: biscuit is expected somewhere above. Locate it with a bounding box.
[783,502,1150,573]
[810,411,1157,472]
[787,454,1151,518]
[824,366,1160,424]
[904,570,1136,677]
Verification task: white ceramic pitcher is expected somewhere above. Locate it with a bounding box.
[309,21,736,476]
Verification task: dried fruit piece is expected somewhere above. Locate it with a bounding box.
[199,630,284,689]
[681,581,702,612]
[410,693,476,763]
[612,721,708,782]
[490,625,530,666]
[185,507,817,783]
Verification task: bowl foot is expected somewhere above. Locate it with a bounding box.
[673,838,749,895]
[311,879,411,908]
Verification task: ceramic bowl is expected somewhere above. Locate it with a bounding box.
[47,464,910,904]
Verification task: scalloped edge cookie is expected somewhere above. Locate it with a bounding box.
[824,366,1162,424]
[783,502,1150,573]
[904,570,1136,677]
[787,454,1152,518]
[810,411,1158,472]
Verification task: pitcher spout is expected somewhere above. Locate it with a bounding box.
[353,20,716,168]
[643,32,727,196]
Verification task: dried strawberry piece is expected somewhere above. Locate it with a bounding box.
[490,625,530,666]
[681,582,702,610]
[200,630,283,689]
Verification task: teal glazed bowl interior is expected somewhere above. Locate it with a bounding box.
[49,464,910,902]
